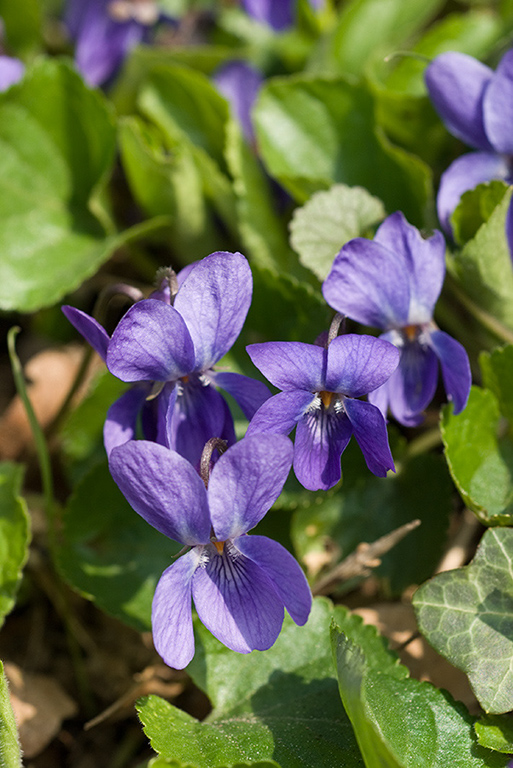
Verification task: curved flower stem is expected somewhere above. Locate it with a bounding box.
[8,328,95,713]
[327,313,346,346]
[200,437,228,488]
[7,327,56,550]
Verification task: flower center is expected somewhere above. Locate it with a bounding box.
[213,540,225,554]
[403,324,419,342]
[319,390,334,409]
[108,0,158,24]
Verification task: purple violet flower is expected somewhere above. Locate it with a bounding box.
[0,56,24,91]
[62,251,269,465]
[425,49,513,233]
[213,60,263,145]
[109,434,312,668]
[322,212,472,426]
[246,333,400,490]
[242,0,295,30]
[65,0,170,87]
[242,0,324,30]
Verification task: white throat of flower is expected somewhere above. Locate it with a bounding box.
[108,0,159,25]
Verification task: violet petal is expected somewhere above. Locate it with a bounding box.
[0,56,25,91]
[173,251,252,371]
[322,238,411,329]
[209,371,270,420]
[71,0,145,87]
[428,330,471,414]
[107,299,195,383]
[372,212,446,322]
[152,550,200,669]
[141,383,177,447]
[233,535,311,625]
[325,334,400,397]
[213,61,263,144]
[390,340,439,423]
[208,434,293,540]
[246,390,317,437]
[247,342,325,392]
[62,305,110,361]
[294,408,353,491]
[343,398,395,477]
[242,0,294,30]
[109,440,211,546]
[437,151,511,234]
[192,543,285,653]
[103,384,150,457]
[166,378,236,469]
[425,51,494,151]
[483,50,513,155]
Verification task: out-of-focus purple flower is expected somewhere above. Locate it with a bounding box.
[242,0,294,30]
[425,49,513,233]
[0,56,24,91]
[241,0,324,30]
[322,212,472,426]
[109,434,312,668]
[246,333,399,490]
[62,252,269,465]
[213,60,263,144]
[65,0,170,87]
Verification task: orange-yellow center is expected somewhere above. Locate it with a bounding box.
[404,324,418,342]
[319,390,334,408]
[214,540,225,554]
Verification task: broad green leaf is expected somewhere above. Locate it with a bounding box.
[449,188,513,331]
[451,181,509,247]
[414,528,513,714]
[384,10,502,96]
[0,661,22,768]
[112,44,237,115]
[254,74,432,225]
[119,116,220,260]
[331,619,510,767]
[479,344,513,428]
[441,387,513,525]
[291,444,452,594]
[224,118,297,274]
[0,59,119,312]
[289,184,385,280]
[139,64,239,236]
[137,598,364,767]
[0,463,30,627]
[317,0,444,76]
[57,462,180,632]
[148,760,277,768]
[139,64,229,169]
[475,713,513,754]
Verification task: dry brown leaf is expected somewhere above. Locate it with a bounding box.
[5,661,78,758]
[353,602,479,712]
[0,345,100,460]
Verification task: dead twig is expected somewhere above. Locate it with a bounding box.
[312,519,421,596]
[84,666,185,730]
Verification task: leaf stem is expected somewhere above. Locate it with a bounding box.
[447,278,513,346]
[0,661,22,768]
